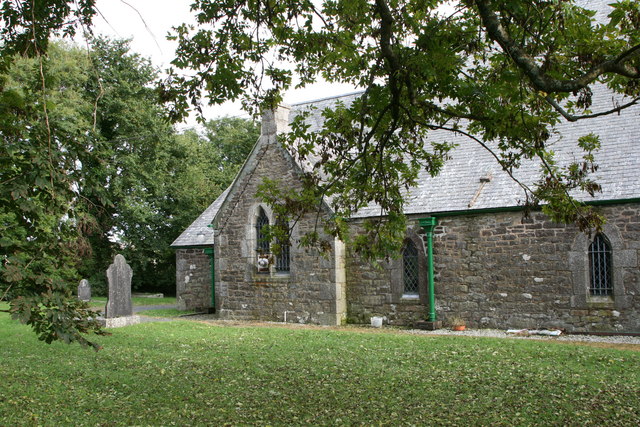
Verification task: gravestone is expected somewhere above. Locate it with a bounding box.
[105,254,133,318]
[77,279,91,302]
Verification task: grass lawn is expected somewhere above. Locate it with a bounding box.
[1,309,638,425]
[89,296,177,308]
[140,308,197,318]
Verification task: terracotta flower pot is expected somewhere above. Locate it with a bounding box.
[453,325,466,331]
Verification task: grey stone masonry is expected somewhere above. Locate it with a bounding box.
[175,72,640,331]
[175,248,212,310]
[77,279,91,302]
[105,254,133,318]
[212,106,345,325]
[346,204,640,333]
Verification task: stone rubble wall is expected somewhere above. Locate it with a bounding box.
[213,129,341,325]
[175,248,211,310]
[347,204,640,332]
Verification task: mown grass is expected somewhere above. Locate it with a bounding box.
[140,308,197,318]
[1,310,638,426]
[89,296,177,308]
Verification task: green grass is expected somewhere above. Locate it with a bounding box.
[89,296,176,308]
[1,311,639,426]
[139,308,197,318]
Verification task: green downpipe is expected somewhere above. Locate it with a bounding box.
[203,247,215,311]
[419,217,438,322]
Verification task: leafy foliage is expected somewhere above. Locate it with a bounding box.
[0,41,108,349]
[0,2,258,347]
[101,115,258,295]
[75,37,178,296]
[165,0,640,259]
[0,0,96,64]
[1,35,259,338]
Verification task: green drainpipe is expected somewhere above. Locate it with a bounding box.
[203,246,215,312]
[419,217,437,322]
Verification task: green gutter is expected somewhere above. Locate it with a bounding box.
[429,205,524,218]
[350,198,640,222]
[419,217,437,322]
[427,197,640,219]
[584,197,640,207]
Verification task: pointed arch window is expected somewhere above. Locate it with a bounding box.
[403,239,419,295]
[256,207,270,254]
[589,233,612,296]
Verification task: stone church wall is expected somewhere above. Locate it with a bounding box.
[347,204,640,332]
[175,248,211,310]
[213,114,343,325]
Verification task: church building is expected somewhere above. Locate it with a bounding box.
[172,88,640,333]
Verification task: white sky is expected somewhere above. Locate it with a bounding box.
[93,0,356,127]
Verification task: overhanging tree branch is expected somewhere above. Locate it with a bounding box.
[545,95,640,122]
[475,0,640,93]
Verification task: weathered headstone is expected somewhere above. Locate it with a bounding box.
[77,279,91,302]
[105,254,133,318]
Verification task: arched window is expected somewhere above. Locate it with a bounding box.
[589,233,612,296]
[256,207,270,254]
[403,239,419,295]
[275,218,290,273]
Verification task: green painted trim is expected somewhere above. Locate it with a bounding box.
[171,245,214,250]
[203,248,215,310]
[428,206,524,218]
[418,217,438,322]
[585,197,640,207]
[427,197,640,218]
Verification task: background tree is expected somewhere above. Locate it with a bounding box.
[164,0,640,258]
[81,113,259,296]
[168,118,259,235]
[16,38,260,298]
[0,41,105,348]
[1,5,258,345]
[75,37,177,296]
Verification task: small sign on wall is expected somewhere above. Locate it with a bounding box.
[257,254,271,273]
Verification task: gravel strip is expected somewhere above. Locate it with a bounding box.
[407,327,640,345]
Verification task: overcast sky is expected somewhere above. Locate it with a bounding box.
[93,0,356,126]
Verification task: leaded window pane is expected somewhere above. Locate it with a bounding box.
[275,218,290,272]
[403,240,419,295]
[256,208,270,253]
[589,233,612,296]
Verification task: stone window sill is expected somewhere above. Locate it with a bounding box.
[252,272,291,283]
[587,295,614,308]
[401,294,420,301]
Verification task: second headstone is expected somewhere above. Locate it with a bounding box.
[105,254,133,318]
[77,279,91,302]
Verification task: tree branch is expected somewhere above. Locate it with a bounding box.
[419,100,489,121]
[545,95,640,122]
[401,105,536,199]
[375,0,401,121]
[475,0,640,93]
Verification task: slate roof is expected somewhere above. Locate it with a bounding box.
[287,0,640,218]
[170,188,229,248]
[289,88,640,218]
